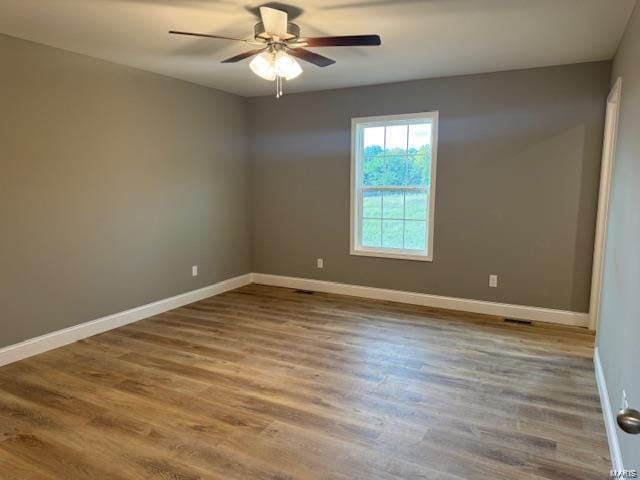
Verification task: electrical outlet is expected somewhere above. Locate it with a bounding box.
[489,274,498,288]
[317,258,324,269]
[192,265,198,277]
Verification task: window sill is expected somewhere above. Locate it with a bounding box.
[350,248,433,262]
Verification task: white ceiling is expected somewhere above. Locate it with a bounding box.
[0,0,635,97]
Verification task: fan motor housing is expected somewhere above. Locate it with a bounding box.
[254,22,300,41]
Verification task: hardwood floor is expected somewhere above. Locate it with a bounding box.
[0,284,609,480]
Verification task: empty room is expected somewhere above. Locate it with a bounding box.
[1,0,640,478]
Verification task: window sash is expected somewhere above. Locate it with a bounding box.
[361,186,427,192]
[356,188,429,254]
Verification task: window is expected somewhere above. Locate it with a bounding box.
[350,112,438,261]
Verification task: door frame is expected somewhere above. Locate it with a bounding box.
[589,77,623,331]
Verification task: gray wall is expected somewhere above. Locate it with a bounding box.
[0,34,251,348]
[597,2,640,468]
[0,32,614,352]
[248,62,611,312]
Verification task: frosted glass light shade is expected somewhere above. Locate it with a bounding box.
[274,51,302,80]
[249,52,276,81]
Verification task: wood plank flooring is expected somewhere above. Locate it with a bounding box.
[0,284,610,479]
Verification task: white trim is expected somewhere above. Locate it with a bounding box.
[349,111,438,262]
[0,273,252,367]
[252,273,589,327]
[348,247,432,262]
[594,347,625,472]
[0,272,591,367]
[589,77,622,331]
[351,112,439,124]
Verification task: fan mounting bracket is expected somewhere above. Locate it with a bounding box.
[254,21,300,42]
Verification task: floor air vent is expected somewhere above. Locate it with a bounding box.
[504,318,533,325]
[294,289,315,295]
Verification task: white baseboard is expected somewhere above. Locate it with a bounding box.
[594,347,624,473]
[0,272,590,368]
[251,273,590,327]
[0,273,252,368]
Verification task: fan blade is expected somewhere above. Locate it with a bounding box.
[260,6,288,38]
[221,48,266,63]
[169,30,258,44]
[287,48,335,67]
[300,35,381,47]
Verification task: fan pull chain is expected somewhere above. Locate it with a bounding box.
[275,74,284,99]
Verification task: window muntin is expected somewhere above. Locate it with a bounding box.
[351,112,438,261]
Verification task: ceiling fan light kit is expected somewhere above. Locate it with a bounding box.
[170,5,381,98]
[249,49,303,97]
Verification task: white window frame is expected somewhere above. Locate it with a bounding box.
[350,111,438,262]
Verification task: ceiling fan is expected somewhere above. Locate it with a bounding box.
[170,6,382,97]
